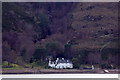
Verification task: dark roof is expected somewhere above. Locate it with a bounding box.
[57,59,72,63]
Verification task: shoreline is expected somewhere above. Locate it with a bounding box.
[2,69,120,74]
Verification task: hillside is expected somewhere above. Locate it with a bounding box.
[2,2,119,69]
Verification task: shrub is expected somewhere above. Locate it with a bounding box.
[101,64,112,69]
[2,61,9,68]
[9,63,19,68]
[24,64,32,68]
[15,57,25,66]
[2,61,20,68]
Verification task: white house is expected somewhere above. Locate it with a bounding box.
[48,58,73,69]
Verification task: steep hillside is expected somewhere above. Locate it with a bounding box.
[2,2,119,68]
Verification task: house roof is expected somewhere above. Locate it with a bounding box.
[57,59,72,64]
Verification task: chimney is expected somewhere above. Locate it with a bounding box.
[56,58,59,63]
[62,58,64,60]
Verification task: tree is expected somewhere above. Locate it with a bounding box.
[45,41,63,58]
[20,48,26,57]
[78,49,89,64]
[35,14,51,39]
[33,48,46,62]
[72,58,80,69]
[64,44,71,59]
